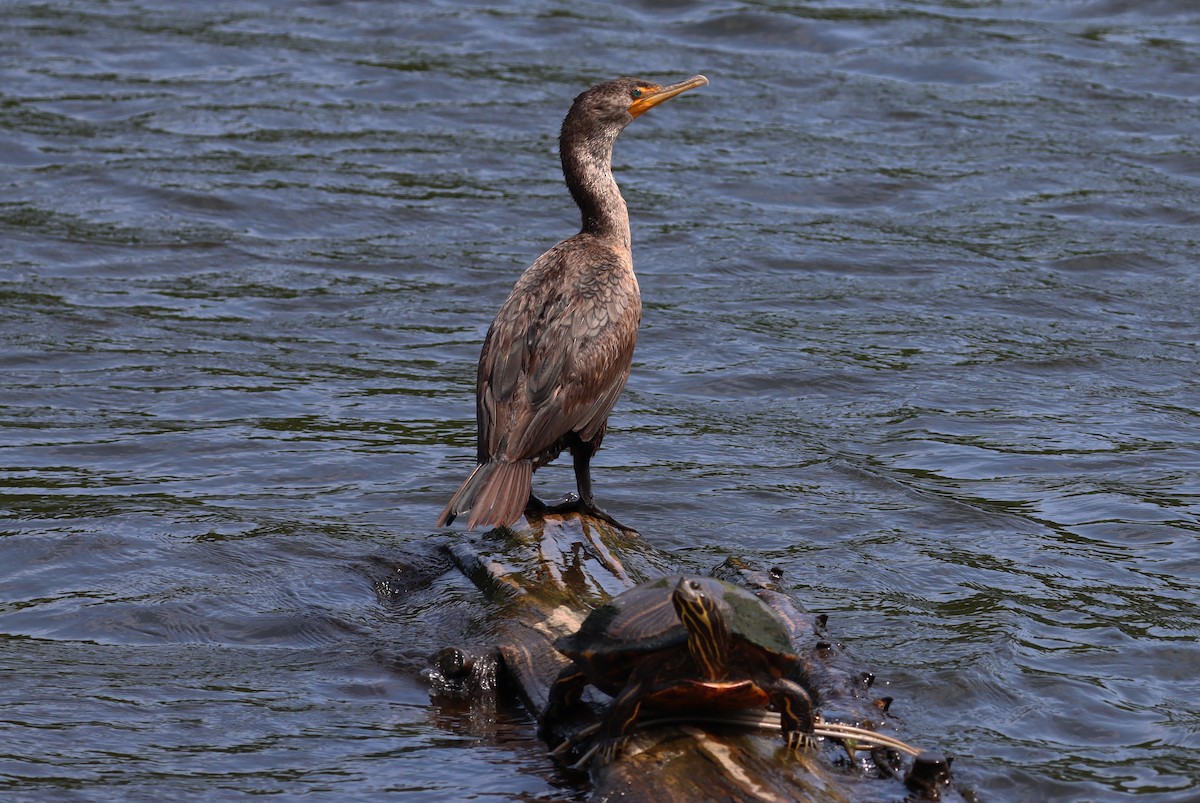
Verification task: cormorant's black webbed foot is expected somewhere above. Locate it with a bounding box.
[540,493,632,531]
[549,491,580,509]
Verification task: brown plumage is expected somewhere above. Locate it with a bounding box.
[437,74,708,530]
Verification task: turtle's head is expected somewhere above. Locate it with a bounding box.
[672,577,731,680]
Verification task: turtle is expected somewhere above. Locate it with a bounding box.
[542,574,815,759]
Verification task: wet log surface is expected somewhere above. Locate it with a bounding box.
[426,511,965,802]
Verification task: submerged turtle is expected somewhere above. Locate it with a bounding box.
[543,575,815,758]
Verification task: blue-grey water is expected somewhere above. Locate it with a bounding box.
[2,1,1198,800]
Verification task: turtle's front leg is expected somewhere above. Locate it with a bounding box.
[594,677,646,763]
[769,677,817,751]
[540,664,589,740]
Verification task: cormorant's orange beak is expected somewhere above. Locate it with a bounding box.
[628,74,709,119]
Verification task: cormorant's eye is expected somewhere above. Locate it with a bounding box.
[631,88,644,99]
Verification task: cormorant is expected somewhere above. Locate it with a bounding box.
[437,74,709,530]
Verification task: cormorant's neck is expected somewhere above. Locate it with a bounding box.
[560,125,631,249]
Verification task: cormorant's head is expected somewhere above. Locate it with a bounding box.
[566,74,709,132]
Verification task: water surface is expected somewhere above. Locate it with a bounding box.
[2,1,1198,799]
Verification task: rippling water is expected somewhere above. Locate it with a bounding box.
[3,1,1198,799]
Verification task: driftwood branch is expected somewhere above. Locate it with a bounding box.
[431,511,960,802]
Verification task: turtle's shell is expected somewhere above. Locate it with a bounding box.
[554,575,797,693]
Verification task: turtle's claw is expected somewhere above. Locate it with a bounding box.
[568,741,602,770]
[598,735,627,764]
[786,730,818,752]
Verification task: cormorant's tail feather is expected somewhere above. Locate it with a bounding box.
[436,460,533,530]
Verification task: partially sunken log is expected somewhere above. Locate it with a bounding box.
[435,511,960,802]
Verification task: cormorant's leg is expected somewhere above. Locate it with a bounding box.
[569,445,634,528]
[538,440,632,530]
[540,443,592,513]
[571,442,597,509]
